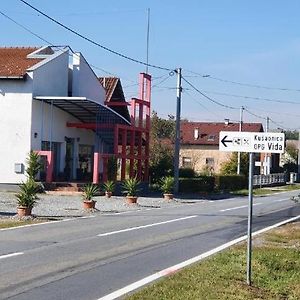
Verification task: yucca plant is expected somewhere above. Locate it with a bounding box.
[160,176,174,194]
[26,151,42,181]
[102,180,115,193]
[82,183,99,201]
[15,179,39,208]
[122,177,141,197]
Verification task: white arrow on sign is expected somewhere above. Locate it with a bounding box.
[219,131,285,153]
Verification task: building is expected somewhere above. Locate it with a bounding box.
[0,46,151,185]
[180,121,264,174]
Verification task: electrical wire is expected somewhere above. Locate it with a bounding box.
[181,76,239,110]
[19,0,173,72]
[185,70,300,92]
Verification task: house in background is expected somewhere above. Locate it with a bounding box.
[0,46,151,185]
[180,121,264,174]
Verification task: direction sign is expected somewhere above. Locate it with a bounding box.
[219,131,285,153]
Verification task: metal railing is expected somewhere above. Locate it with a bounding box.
[253,173,287,187]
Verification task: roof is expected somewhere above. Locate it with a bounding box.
[0,47,43,78]
[181,121,264,145]
[99,77,131,122]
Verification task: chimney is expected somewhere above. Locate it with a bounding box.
[224,118,230,126]
[194,128,199,140]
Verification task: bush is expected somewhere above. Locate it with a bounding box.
[160,176,174,194]
[215,175,247,191]
[179,176,215,193]
[179,168,195,178]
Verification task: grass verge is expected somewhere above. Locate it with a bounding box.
[232,183,300,197]
[126,222,300,300]
[0,219,47,229]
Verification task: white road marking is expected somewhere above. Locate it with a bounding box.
[220,203,262,212]
[275,198,290,202]
[97,215,198,237]
[0,252,24,260]
[97,214,300,300]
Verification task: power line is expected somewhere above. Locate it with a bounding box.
[181,76,239,110]
[186,70,300,92]
[20,0,173,72]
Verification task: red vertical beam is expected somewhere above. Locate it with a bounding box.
[129,129,135,178]
[46,151,54,183]
[139,73,145,100]
[103,157,108,182]
[144,131,150,181]
[137,131,142,180]
[130,100,136,126]
[139,103,143,128]
[114,125,119,155]
[93,152,99,184]
[121,129,127,180]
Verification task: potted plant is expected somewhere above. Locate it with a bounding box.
[122,177,141,204]
[102,180,115,198]
[160,176,175,200]
[82,183,99,209]
[15,179,39,217]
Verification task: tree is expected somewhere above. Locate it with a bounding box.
[282,143,298,172]
[284,130,299,140]
[220,152,249,176]
[149,111,175,183]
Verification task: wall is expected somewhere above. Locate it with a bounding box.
[0,78,33,183]
[180,145,231,174]
[72,53,105,104]
[32,51,69,97]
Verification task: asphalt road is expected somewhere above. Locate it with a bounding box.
[1,190,300,300]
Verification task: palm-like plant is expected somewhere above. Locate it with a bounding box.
[15,179,39,208]
[26,151,42,181]
[122,177,141,197]
[82,183,99,201]
[160,176,174,194]
[102,180,115,193]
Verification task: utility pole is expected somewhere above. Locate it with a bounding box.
[237,106,244,175]
[145,8,150,74]
[174,68,182,193]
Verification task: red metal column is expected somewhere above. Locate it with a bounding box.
[93,152,99,184]
[129,129,135,178]
[137,131,142,180]
[121,129,127,180]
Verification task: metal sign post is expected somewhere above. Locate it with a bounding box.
[247,152,254,286]
[219,130,285,286]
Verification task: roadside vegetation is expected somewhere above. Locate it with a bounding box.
[126,222,300,300]
[0,218,46,229]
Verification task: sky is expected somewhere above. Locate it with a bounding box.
[2,0,300,131]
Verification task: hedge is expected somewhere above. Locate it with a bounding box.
[215,175,248,191]
[179,168,195,178]
[179,176,215,193]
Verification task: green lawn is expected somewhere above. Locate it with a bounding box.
[126,222,300,300]
[232,183,300,197]
[0,219,46,229]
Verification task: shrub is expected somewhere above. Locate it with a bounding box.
[179,176,215,193]
[215,175,248,191]
[179,168,195,178]
[160,176,174,194]
[102,180,115,193]
[26,151,42,181]
[122,177,141,197]
[15,179,39,208]
[82,183,99,201]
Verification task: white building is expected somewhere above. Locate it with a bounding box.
[0,46,131,184]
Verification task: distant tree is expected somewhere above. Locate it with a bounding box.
[149,111,175,183]
[220,152,249,176]
[284,130,299,140]
[282,143,298,173]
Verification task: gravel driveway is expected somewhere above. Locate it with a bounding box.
[0,192,194,219]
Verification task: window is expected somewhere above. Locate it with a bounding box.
[182,157,192,168]
[205,157,214,166]
[207,135,216,141]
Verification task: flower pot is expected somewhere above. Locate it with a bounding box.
[17,206,32,217]
[83,200,96,209]
[126,196,138,204]
[163,193,174,200]
[105,191,112,198]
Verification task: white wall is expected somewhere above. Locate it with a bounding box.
[72,53,105,104]
[32,51,69,97]
[0,79,33,183]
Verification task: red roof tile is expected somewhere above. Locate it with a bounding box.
[181,122,264,145]
[0,47,42,77]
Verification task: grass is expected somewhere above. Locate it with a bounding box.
[232,183,300,197]
[0,219,47,229]
[126,222,300,300]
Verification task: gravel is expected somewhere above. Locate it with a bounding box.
[0,192,198,219]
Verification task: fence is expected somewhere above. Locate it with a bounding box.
[253,173,287,187]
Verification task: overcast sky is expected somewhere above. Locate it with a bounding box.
[2,0,300,131]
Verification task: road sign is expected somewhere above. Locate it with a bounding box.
[219,131,285,153]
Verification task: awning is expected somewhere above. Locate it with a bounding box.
[34,96,131,125]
